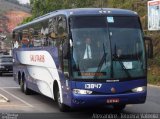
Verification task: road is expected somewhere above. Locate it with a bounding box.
[0,74,160,119]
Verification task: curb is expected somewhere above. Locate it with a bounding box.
[0,94,10,102]
[148,84,160,88]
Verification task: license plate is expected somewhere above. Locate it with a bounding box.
[106,98,120,103]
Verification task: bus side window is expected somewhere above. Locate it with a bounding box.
[28,28,35,47]
[17,32,23,48]
[18,32,22,41]
[48,16,58,47]
[62,39,69,77]
[21,29,30,48]
[13,31,20,48]
[57,15,69,77]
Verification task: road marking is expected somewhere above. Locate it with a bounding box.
[0,88,33,108]
[0,87,19,89]
[0,93,9,102]
[0,104,30,108]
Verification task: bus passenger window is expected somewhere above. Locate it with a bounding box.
[21,38,29,48]
[62,40,69,76]
[12,32,20,48]
[13,40,19,48]
[28,39,34,47]
[48,32,57,46]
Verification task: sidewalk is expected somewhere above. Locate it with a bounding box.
[148,84,160,88]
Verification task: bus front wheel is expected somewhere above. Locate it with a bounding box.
[55,88,69,112]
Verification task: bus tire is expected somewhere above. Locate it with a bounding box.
[20,77,31,95]
[20,78,24,92]
[113,104,126,111]
[55,88,69,112]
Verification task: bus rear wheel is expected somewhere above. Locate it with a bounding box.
[55,88,69,112]
[20,78,31,95]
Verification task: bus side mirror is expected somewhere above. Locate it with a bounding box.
[144,36,153,59]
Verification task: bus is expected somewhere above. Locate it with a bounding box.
[12,8,153,112]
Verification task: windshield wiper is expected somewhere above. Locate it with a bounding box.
[113,45,131,78]
[115,55,131,78]
[94,43,107,78]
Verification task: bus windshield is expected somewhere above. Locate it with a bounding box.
[109,16,146,79]
[70,16,146,80]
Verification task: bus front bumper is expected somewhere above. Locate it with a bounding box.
[70,91,146,107]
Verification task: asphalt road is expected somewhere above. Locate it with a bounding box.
[0,74,160,119]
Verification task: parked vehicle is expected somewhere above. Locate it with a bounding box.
[0,55,13,76]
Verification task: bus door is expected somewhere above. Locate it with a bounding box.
[57,15,71,105]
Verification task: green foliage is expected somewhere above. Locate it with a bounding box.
[24,0,108,22]
[30,0,104,17]
[29,0,147,19]
[148,71,160,86]
[20,16,34,24]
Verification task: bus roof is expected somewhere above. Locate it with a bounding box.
[13,8,138,31]
[65,8,137,16]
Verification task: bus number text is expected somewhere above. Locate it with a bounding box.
[85,84,102,89]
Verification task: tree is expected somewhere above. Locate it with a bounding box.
[29,0,109,18]
[27,0,143,23]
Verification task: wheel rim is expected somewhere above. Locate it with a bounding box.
[57,91,61,106]
[24,80,26,92]
[20,79,24,90]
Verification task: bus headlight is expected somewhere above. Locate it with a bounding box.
[73,89,92,95]
[132,86,146,93]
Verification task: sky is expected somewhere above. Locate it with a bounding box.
[18,0,30,4]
